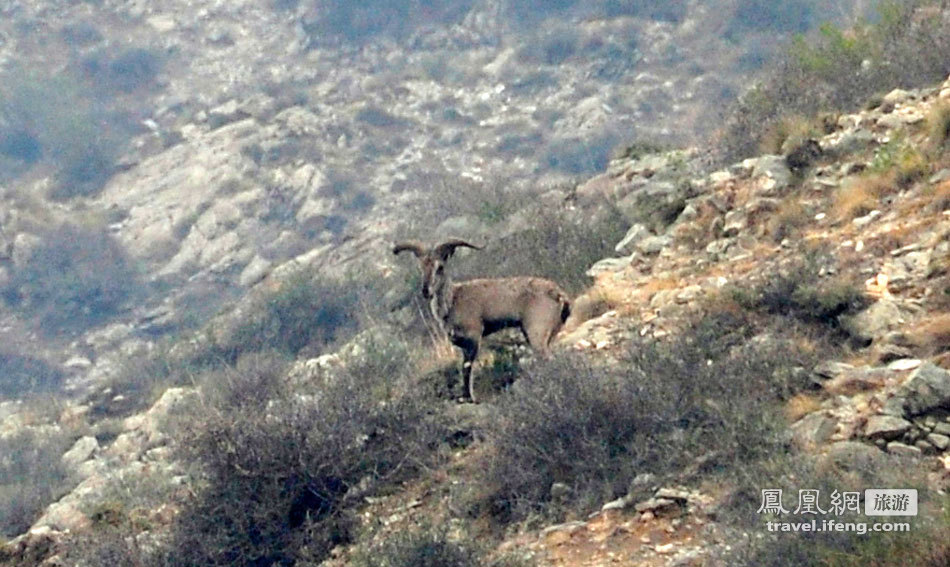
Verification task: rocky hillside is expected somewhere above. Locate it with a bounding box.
[4,65,950,567]
[4,1,950,566]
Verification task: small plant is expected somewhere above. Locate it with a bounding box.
[730,259,869,335]
[214,269,374,361]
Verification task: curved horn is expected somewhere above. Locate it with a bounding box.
[434,238,482,260]
[393,240,427,258]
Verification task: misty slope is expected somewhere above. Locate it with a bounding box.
[6,1,950,567]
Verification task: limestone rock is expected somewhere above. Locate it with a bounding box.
[864,415,913,440]
[897,363,950,416]
[615,223,650,255]
[840,299,908,343]
[791,412,837,447]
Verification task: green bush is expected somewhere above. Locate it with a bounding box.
[716,0,950,163]
[0,428,73,537]
[475,310,816,524]
[3,223,139,335]
[80,47,163,94]
[351,526,480,567]
[162,345,446,567]
[729,259,869,335]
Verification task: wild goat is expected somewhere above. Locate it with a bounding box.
[393,239,571,403]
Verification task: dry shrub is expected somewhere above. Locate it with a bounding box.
[161,345,447,567]
[473,309,818,524]
[927,101,950,151]
[833,174,895,221]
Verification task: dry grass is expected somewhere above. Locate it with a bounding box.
[833,173,895,221]
[758,115,820,155]
[785,394,822,422]
[765,196,811,242]
[908,312,950,355]
[927,101,950,151]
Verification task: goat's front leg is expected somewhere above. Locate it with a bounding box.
[457,337,479,404]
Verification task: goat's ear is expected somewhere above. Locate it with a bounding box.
[393,241,427,258]
[434,239,482,260]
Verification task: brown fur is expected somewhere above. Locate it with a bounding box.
[394,239,571,403]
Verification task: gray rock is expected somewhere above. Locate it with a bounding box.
[929,168,950,185]
[208,99,250,128]
[886,441,922,458]
[239,255,272,287]
[61,436,99,469]
[914,439,935,453]
[675,203,698,223]
[934,422,950,436]
[634,497,677,513]
[602,495,633,511]
[927,433,949,451]
[721,211,747,238]
[864,415,913,440]
[840,299,908,343]
[822,441,885,470]
[826,128,875,156]
[637,234,673,256]
[705,238,733,259]
[11,232,42,268]
[751,155,792,191]
[883,88,912,105]
[615,223,650,255]
[550,482,571,501]
[792,412,837,447]
[899,363,950,416]
[813,361,855,381]
[586,255,632,277]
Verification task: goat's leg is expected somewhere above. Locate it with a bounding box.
[523,303,561,356]
[457,337,479,403]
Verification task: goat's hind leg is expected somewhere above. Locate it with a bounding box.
[455,337,480,403]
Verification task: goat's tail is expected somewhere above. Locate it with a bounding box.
[560,296,571,324]
[546,287,571,324]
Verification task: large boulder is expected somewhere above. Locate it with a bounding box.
[886,363,950,417]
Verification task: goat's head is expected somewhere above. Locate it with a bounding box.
[393,239,482,298]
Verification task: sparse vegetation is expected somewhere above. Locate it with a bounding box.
[717,0,950,163]
[473,309,817,524]
[453,204,629,294]
[161,344,446,567]
[0,428,73,538]
[0,350,64,399]
[927,102,950,151]
[730,260,869,335]
[833,174,893,221]
[350,525,530,567]
[2,223,139,335]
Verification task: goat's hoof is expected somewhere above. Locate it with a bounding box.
[456,396,477,404]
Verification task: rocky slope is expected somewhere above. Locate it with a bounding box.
[5,66,950,567]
